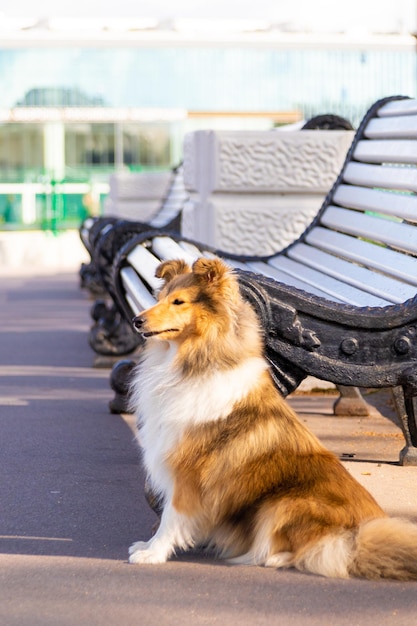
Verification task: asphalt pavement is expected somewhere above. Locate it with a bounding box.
[1,271,417,626]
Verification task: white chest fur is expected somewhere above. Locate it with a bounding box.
[130,341,268,495]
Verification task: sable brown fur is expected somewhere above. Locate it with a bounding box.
[167,371,385,559]
[128,257,417,580]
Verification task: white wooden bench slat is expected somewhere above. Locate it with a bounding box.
[288,242,415,304]
[353,139,417,165]
[321,206,417,254]
[266,257,390,306]
[100,222,114,238]
[377,98,417,117]
[121,267,157,313]
[218,257,251,271]
[150,207,181,228]
[127,245,163,291]
[305,227,417,286]
[81,217,95,246]
[155,195,184,207]
[126,293,141,316]
[83,217,95,229]
[162,191,188,203]
[175,241,244,270]
[364,115,417,139]
[333,184,417,222]
[162,195,188,206]
[246,260,345,302]
[177,241,206,258]
[191,247,251,270]
[170,180,186,191]
[152,236,197,264]
[266,258,390,306]
[343,162,417,193]
[148,167,188,228]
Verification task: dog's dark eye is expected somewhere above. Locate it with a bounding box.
[172,298,184,305]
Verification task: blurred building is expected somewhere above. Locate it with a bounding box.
[0,16,415,229]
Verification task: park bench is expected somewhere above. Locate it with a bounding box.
[79,163,187,296]
[107,95,417,465]
[81,164,189,358]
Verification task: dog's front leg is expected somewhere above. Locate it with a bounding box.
[129,503,196,564]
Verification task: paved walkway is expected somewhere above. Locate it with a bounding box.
[1,272,417,625]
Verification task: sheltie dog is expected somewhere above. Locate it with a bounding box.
[128,257,417,580]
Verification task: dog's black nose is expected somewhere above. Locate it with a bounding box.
[132,316,144,329]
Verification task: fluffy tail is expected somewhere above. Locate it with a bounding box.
[295,518,417,580]
[349,518,417,580]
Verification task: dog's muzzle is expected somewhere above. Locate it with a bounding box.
[132,315,154,338]
[132,315,144,331]
[132,315,179,338]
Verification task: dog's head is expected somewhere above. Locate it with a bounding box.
[132,257,241,343]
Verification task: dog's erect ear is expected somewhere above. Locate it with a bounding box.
[155,259,191,284]
[192,258,230,284]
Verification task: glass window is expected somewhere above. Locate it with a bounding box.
[0,123,43,181]
[0,46,414,126]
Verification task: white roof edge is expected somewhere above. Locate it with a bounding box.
[0,29,414,50]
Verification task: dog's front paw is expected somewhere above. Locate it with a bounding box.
[129,547,167,564]
[128,540,168,564]
[129,540,149,556]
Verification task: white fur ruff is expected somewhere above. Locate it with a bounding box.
[128,340,268,564]
[130,341,268,494]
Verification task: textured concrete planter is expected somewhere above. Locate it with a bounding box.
[182,129,354,254]
[104,171,171,221]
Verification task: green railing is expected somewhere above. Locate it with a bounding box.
[0,164,169,231]
[0,183,108,232]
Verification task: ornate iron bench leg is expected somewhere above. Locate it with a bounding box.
[334,385,371,417]
[89,311,141,361]
[392,386,417,466]
[79,262,106,295]
[109,359,138,414]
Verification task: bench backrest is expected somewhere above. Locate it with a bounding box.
[149,163,189,229]
[246,96,417,307]
[116,96,417,316]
